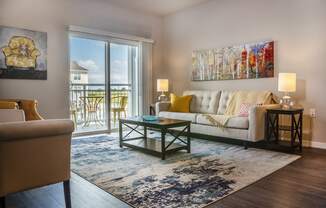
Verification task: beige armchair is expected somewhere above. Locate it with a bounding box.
[0,101,74,208]
[0,99,43,121]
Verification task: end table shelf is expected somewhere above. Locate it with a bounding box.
[265,108,303,152]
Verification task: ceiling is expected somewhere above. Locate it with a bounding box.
[100,0,211,16]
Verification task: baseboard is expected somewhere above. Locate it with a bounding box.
[303,140,326,149]
[271,137,326,150]
[73,130,111,137]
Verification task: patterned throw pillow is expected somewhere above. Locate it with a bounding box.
[238,103,252,117]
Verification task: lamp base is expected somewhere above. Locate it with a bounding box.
[158,93,168,102]
[280,94,294,109]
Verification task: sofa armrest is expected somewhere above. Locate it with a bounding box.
[155,102,171,116]
[0,119,74,141]
[248,104,281,141]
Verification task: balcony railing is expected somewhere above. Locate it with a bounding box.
[70,83,131,132]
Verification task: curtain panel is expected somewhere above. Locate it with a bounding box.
[139,42,153,115]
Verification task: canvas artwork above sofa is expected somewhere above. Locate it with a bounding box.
[156,90,280,144]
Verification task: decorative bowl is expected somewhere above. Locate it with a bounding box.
[142,115,158,121]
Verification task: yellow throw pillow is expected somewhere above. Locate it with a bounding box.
[168,93,192,113]
[0,101,18,109]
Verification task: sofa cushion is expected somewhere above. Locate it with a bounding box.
[0,109,25,123]
[159,111,198,122]
[183,90,221,114]
[196,114,249,129]
[217,90,233,115]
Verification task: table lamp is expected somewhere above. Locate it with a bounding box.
[278,73,296,109]
[157,79,169,101]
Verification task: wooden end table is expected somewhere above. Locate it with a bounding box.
[265,108,303,152]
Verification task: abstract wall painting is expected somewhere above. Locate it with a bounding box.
[192,40,274,81]
[0,26,47,80]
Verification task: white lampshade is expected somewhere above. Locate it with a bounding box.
[278,73,296,92]
[157,79,169,92]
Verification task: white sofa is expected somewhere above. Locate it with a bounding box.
[156,90,280,145]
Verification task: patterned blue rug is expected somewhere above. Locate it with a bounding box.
[71,133,300,208]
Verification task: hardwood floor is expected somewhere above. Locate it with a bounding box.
[6,173,130,208]
[208,147,326,208]
[6,148,326,208]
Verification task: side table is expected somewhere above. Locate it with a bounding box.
[265,108,303,152]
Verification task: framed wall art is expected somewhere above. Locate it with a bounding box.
[0,25,47,80]
[192,40,274,81]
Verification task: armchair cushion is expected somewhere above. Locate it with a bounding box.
[0,119,74,141]
[0,101,18,109]
[0,109,25,123]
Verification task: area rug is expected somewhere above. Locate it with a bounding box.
[71,133,300,208]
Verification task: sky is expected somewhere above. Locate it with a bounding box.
[69,36,130,84]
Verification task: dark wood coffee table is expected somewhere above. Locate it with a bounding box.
[119,116,191,160]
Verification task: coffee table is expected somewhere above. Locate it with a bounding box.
[119,116,191,160]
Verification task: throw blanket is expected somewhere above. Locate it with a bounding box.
[204,91,272,127]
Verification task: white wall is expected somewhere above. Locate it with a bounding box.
[1,0,325,143]
[163,0,326,142]
[0,0,163,119]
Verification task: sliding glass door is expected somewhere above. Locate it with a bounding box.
[110,42,139,129]
[69,35,139,134]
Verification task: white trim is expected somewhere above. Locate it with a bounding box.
[72,129,113,137]
[69,25,154,43]
[303,140,326,149]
